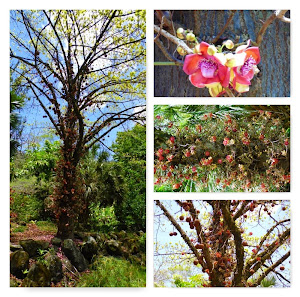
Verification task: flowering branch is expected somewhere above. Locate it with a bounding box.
[154,24,193,55]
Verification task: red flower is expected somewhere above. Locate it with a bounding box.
[183,42,230,95]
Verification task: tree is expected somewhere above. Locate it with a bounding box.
[10,10,146,239]
[154,200,290,287]
[112,124,146,231]
[154,10,290,97]
[154,105,290,192]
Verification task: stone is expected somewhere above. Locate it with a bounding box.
[44,253,63,283]
[10,250,29,279]
[10,278,19,287]
[62,239,88,272]
[61,258,75,274]
[81,236,98,262]
[105,239,122,256]
[19,239,49,257]
[23,262,51,287]
[10,243,22,252]
[50,237,62,247]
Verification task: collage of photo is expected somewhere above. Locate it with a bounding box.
[8,8,292,292]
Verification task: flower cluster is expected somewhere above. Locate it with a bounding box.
[183,40,260,96]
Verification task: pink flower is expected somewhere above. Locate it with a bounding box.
[227,40,260,93]
[183,42,230,95]
[223,137,230,146]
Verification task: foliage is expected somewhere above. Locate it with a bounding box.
[10,91,25,158]
[173,274,206,287]
[76,256,146,287]
[10,186,44,222]
[87,205,119,232]
[112,124,146,231]
[154,200,290,287]
[154,105,290,192]
[11,140,60,181]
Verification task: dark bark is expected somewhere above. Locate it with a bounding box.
[154,10,290,97]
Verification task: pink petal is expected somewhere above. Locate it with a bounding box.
[189,70,220,88]
[218,65,230,87]
[183,54,203,75]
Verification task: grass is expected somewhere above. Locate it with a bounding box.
[10,223,27,233]
[76,256,146,287]
[35,221,57,233]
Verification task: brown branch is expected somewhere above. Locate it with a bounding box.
[155,200,206,268]
[211,10,237,44]
[154,38,183,65]
[244,228,290,280]
[252,251,290,287]
[220,201,244,287]
[256,10,289,46]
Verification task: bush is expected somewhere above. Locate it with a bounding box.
[87,205,119,232]
[10,177,51,223]
[76,256,146,287]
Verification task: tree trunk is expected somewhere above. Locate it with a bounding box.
[154,10,290,97]
[54,144,85,240]
[56,213,75,240]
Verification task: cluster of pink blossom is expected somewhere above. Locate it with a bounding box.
[183,40,260,96]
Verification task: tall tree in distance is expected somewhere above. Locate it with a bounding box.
[10,10,146,239]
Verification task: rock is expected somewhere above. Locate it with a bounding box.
[50,237,62,247]
[10,243,22,252]
[81,236,98,262]
[10,250,29,279]
[10,278,19,287]
[105,239,122,256]
[44,253,63,283]
[23,262,51,287]
[62,239,88,272]
[19,239,49,257]
[61,258,75,274]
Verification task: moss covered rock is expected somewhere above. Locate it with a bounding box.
[19,239,49,257]
[23,262,51,287]
[10,250,29,279]
[62,239,88,272]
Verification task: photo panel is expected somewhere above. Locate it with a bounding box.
[10,9,146,287]
[154,105,290,192]
[154,199,291,287]
[154,10,290,97]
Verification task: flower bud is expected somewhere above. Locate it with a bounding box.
[207,45,217,56]
[176,28,185,39]
[193,44,201,53]
[177,46,186,56]
[186,32,195,41]
[223,39,234,49]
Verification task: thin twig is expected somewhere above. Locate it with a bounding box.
[256,10,289,46]
[154,38,184,65]
[211,10,237,44]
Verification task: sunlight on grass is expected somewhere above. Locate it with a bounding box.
[76,256,146,287]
